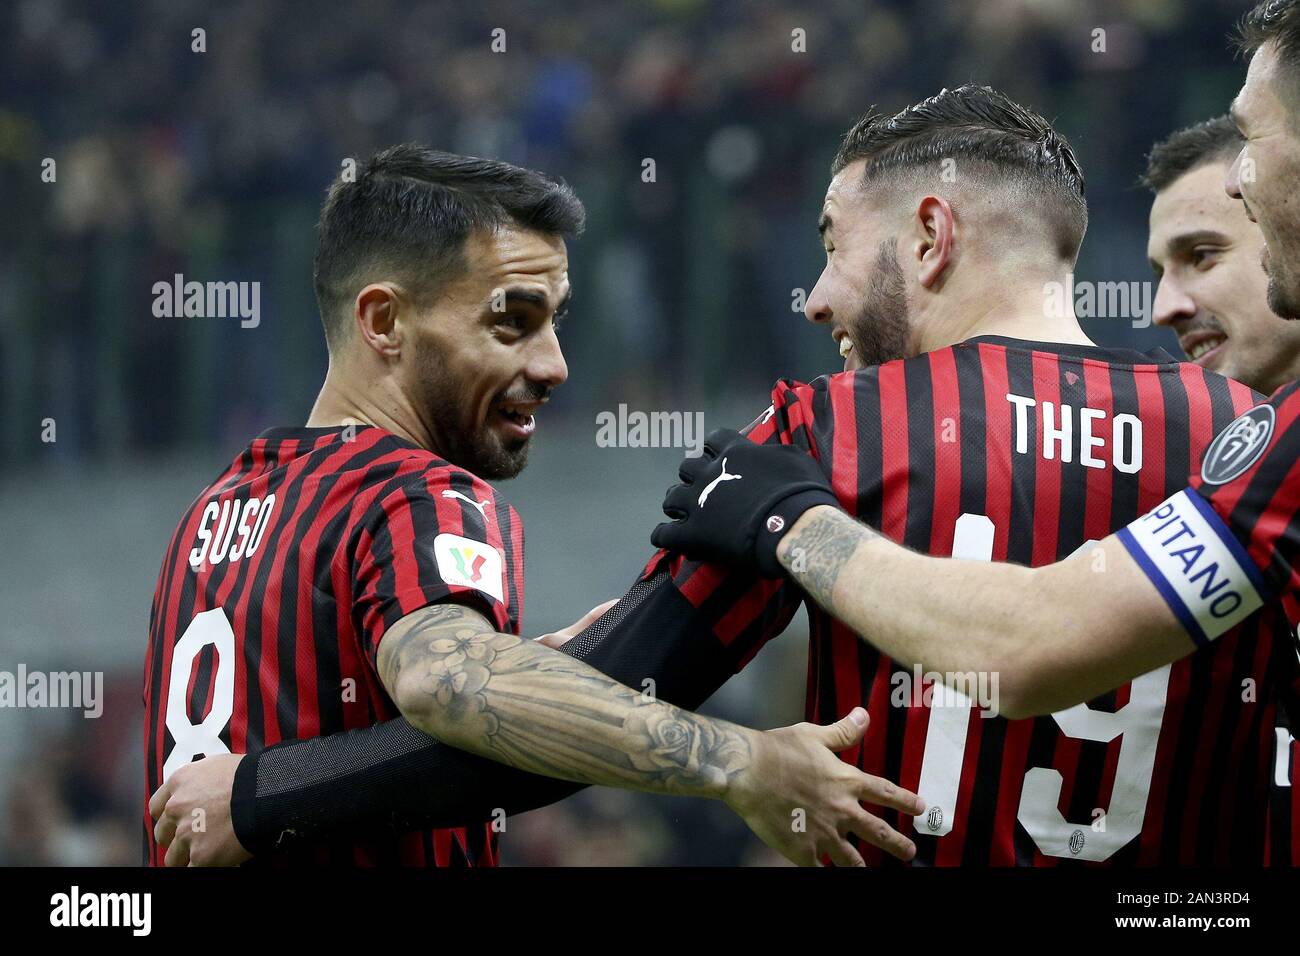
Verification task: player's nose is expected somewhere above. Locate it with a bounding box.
[1225,147,1245,201]
[527,328,568,389]
[1152,275,1196,328]
[804,285,832,325]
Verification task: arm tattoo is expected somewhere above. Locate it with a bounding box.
[780,507,878,611]
[377,603,752,799]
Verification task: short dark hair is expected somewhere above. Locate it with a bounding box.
[831,85,1088,260]
[1237,0,1300,76]
[313,145,585,348]
[1141,116,1244,192]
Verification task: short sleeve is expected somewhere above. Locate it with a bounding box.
[350,467,522,667]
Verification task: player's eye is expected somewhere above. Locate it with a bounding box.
[1191,247,1221,270]
[496,314,528,334]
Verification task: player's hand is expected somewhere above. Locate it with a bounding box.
[651,428,842,577]
[725,708,922,866]
[149,754,251,867]
[535,598,618,649]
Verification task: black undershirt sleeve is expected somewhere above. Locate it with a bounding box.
[230,570,743,855]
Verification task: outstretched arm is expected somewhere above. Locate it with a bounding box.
[153,592,922,867]
[650,428,1272,720]
[775,506,1189,718]
[371,601,919,866]
[374,601,752,798]
[151,566,788,862]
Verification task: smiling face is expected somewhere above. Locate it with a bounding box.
[1228,40,1300,319]
[1149,160,1300,392]
[402,225,571,479]
[805,161,914,371]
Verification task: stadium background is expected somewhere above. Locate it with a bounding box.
[0,0,1254,864]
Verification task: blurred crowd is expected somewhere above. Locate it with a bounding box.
[0,0,1260,864]
[0,677,141,866]
[0,0,1251,466]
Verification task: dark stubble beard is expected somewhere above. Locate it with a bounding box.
[413,340,534,481]
[1266,252,1300,321]
[846,239,912,367]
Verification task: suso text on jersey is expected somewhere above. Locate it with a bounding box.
[188,494,277,570]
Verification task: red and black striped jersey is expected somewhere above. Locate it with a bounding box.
[1185,379,1300,626]
[143,424,524,866]
[1122,379,1300,866]
[641,335,1296,864]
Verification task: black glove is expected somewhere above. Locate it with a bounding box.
[650,428,842,577]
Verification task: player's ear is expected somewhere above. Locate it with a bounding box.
[912,194,954,289]
[354,283,404,358]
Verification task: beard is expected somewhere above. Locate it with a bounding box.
[844,240,912,367]
[1266,275,1300,321]
[1262,233,1300,320]
[412,341,537,481]
[1266,263,1300,321]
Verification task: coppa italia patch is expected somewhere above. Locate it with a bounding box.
[433,533,505,603]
